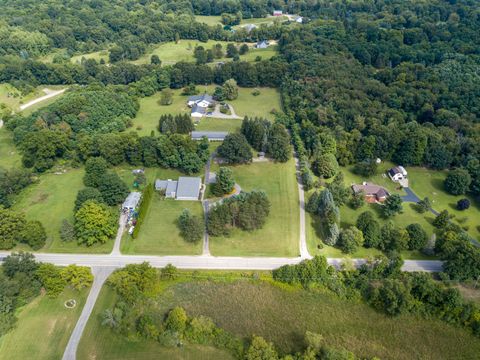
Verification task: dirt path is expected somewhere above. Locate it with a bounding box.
[111,214,127,255]
[294,154,310,259]
[19,88,66,111]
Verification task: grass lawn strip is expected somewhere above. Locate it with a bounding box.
[0,128,21,169]
[209,159,299,257]
[0,287,89,360]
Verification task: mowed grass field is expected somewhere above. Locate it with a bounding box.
[131,40,278,65]
[209,159,299,257]
[80,278,480,360]
[78,286,235,360]
[407,167,480,241]
[131,86,281,135]
[71,50,109,64]
[0,84,64,112]
[0,128,21,169]
[0,287,88,360]
[121,197,204,255]
[12,168,113,254]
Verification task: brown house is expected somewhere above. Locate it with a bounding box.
[352,183,389,203]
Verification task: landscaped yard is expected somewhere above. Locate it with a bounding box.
[78,286,235,360]
[79,276,480,359]
[131,86,281,135]
[0,287,88,360]
[12,168,113,254]
[121,196,204,255]
[209,159,299,257]
[306,203,437,260]
[407,167,480,241]
[0,128,21,169]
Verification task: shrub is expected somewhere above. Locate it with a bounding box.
[456,198,470,210]
[178,209,204,243]
[132,184,153,239]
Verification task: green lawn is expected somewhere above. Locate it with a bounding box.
[132,86,281,135]
[194,15,223,26]
[407,167,480,241]
[131,40,278,65]
[209,159,299,257]
[121,196,204,255]
[12,168,113,254]
[71,50,109,64]
[306,203,437,260]
[82,277,480,359]
[0,128,21,169]
[0,84,62,112]
[0,287,88,360]
[78,286,235,360]
[195,117,242,132]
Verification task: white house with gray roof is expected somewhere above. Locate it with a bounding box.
[187,94,214,108]
[155,177,202,201]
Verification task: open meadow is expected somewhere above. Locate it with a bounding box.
[209,159,299,257]
[12,168,113,254]
[78,286,235,360]
[78,275,480,360]
[0,287,88,360]
[0,128,21,169]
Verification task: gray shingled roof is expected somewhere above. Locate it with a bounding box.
[188,93,213,103]
[352,183,389,198]
[191,104,207,114]
[176,177,201,199]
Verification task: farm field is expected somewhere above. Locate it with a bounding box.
[209,159,299,257]
[131,86,281,135]
[131,40,278,65]
[0,287,88,360]
[12,168,113,254]
[121,197,204,256]
[78,286,235,360]
[80,277,480,359]
[0,128,21,169]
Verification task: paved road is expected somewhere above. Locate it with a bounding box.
[19,88,66,111]
[62,266,116,360]
[111,214,127,255]
[294,155,311,259]
[0,252,443,272]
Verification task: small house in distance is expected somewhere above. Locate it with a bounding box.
[352,183,389,203]
[155,177,202,201]
[191,131,228,142]
[388,166,407,182]
[255,40,270,49]
[187,94,214,108]
[273,10,283,16]
[122,192,141,211]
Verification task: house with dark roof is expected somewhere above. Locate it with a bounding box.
[155,177,202,201]
[352,183,389,203]
[388,166,408,182]
[191,131,228,141]
[187,93,214,108]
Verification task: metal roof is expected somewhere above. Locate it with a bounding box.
[188,93,213,103]
[191,131,228,140]
[166,180,178,196]
[176,177,201,199]
[122,192,141,209]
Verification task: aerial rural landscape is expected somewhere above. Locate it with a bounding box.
[0,0,479,359]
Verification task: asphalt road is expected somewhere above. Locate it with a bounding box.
[0,252,443,272]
